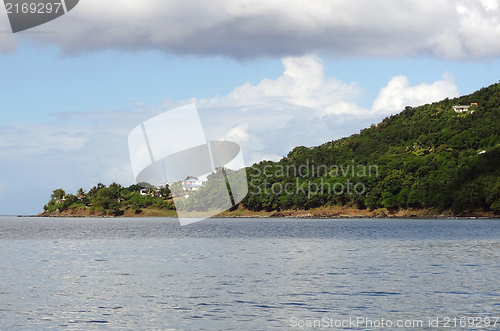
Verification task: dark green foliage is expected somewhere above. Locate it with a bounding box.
[50,189,66,200]
[240,81,500,215]
[173,168,245,213]
[88,183,106,197]
[44,182,175,215]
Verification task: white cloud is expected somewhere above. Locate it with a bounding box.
[372,74,459,112]
[0,124,88,158]
[320,101,369,118]
[224,123,250,144]
[0,54,458,171]
[191,55,373,163]
[198,55,361,111]
[197,55,458,164]
[2,0,500,59]
[479,0,499,11]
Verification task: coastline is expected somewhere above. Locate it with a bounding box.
[32,205,499,219]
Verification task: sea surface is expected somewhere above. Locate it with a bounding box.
[1,217,500,330]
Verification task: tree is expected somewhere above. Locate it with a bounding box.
[158,186,171,198]
[60,194,79,210]
[92,187,119,210]
[51,189,66,200]
[170,181,184,197]
[88,183,106,197]
[127,184,142,193]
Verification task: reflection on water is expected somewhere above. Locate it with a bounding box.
[0,217,499,330]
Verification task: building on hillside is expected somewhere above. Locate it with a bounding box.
[182,178,204,191]
[453,105,470,112]
[453,103,478,113]
[158,181,170,188]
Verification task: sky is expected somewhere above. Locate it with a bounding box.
[1,0,500,215]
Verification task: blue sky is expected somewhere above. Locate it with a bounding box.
[4,45,500,125]
[2,0,500,215]
[0,45,285,124]
[3,46,500,125]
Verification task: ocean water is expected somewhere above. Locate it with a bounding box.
[0,217,500,330]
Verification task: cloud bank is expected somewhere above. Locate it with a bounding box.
[372,74,460,112]
[2,0,500,59]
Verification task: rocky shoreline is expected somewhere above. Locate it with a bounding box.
[30,206,499,219]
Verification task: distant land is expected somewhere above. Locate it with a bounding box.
[39,82,500,218]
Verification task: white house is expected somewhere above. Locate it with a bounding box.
[453,105,470,112]
[158,181,170,188]
[453,103,477,113]
[182,178,204,191]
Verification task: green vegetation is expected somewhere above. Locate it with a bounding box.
[241,82,500,215]
[44,182,173,216]
[43,82,500,217]
[171,168,246,213]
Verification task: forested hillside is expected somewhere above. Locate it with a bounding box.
[43,82,500,217]
[242,82,500,215]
